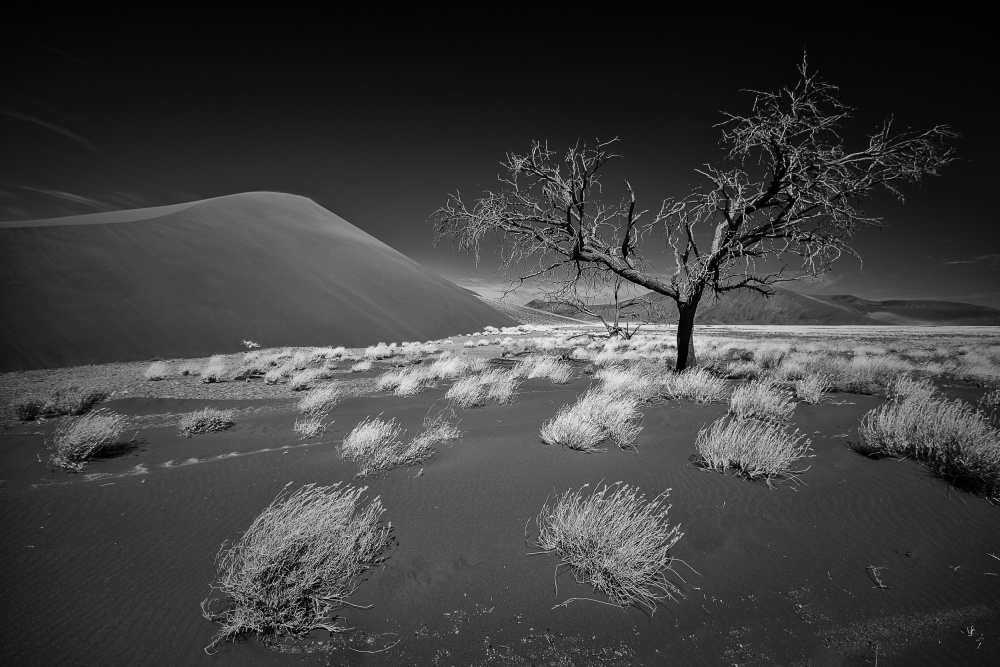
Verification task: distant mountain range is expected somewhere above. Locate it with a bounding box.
[524,287,1000,326]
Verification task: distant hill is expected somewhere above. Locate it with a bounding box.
[0,192,516,371]
[524,287,1000,327]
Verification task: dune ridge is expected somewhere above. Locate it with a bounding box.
[0,192,515,371]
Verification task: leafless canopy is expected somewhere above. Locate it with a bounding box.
[433,57,957,368]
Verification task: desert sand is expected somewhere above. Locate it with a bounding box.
[2,327,999,666]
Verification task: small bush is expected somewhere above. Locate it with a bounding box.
[178,408,236,437]
[200,356,228,383]
[794,374,829,404]
[514,354,574,384]
[694,416,812,485]
[35,386,109,417]
[293,414,329,439]
[289,368,321,391]
[341,412,461,477]
[531,482,684,612]
[48,408,128,472]
[540,388,643,451]
[856,390,999,501]
[427,353,489,379]
[363,342,395,360]
[663,369,729,404]
[16,398,43,421]
[298,383,346,416]
[350,360,373,373]
[729,378,796,422]
[144,361,170,381]
[445,369,521,408]
[201,483,393,650]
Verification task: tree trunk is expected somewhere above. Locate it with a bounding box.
[675,302,698,371]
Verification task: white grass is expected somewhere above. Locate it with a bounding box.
[531,482,684,612]
[540,388,643,451]
[427,353,490,379]
[695,416,811,485]
[289,368,322,391]
[340,411,462,477]
[178,408,236,437]
[363,342,396,360]
[856,386,999,501]
[350,360,373,373]
[663,369,729,404]
[264,362,293,385]
[293,414,329,439]
[794,374,829,404]
[297,383,346,416]
[514,354,574,384]
[201,483,392,650]
[446,369,522,408]
[144,361,170,381]
[200,356,228,383]
[47,408,128,472]
[729,377,796,422]
[595,363,665,402]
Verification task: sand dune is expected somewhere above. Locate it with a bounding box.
[0,192,515,371]
[527,287,1000,326]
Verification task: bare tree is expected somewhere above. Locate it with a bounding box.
[433,58,957,370]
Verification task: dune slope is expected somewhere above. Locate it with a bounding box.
[0,192,514,371]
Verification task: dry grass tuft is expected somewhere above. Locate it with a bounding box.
[663,368,729,404]
[201,483,393,651]
[178,408,236,437]
[144,361,170,381]
[293,414,329,439]
[530,482,684,612]
[48,408,128,472]
[729,377,796,422]
[856,385,999,502]
[341,410,462,477]
[540,388,643,452]
[297,383,346,416]
[694,416,812,485]
[288,368,322,391]
[350,360,373,373]
[514,354,575,384]
[446,369,522,408]
[794,373,829,404]
[200,356,228,383]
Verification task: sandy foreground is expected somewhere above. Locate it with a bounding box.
[2,336,999,666]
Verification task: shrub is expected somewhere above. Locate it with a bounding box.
[376,367,437,397]
[201,483,393,650]
[341,413,461,477]
[48,408,128,472]
[200,356,228,383]
[38,386,109,416]
[144,361,170,381]
[350,360,373,373]
[178,408,236,437]
[288,368,321,391]
[514,354,574,384]
[729,377,796,422]
[540,388,642,451]
[595,363,665,402]
[531,482,684,612]
[297,383,346,416]
[446,369,521,408]
[856,390,999,501]
[293,414,329,439]
[16,398,43,421]
[663,369,729,404]
[794,374,829,404]
[694,416,812,485]
[427,353,489,379]
[363,342,395,360]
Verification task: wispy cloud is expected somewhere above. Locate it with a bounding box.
[1,110,98,153]
[942,254,1000,267]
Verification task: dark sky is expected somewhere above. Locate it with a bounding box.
[3,15,997,306]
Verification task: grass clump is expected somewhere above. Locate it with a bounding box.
[297,383,346,416]
[144,361,170,381]
[200,356,228,383]
[446,369,521,408]
[729,377,795,422]
[856,384,999,502]
[514,354,574,384]
[694,416,812,486]
[530,482,684,612]
[24,385,109,418]
[663,368,729,404]
[288,368,321,391]
[350,360,373,373]
[201,483,393,651]
[794,373,829,404]
[47,408,128,472]
[540,388,642,452]
[341,410,462,477]
[293,414,329,439]
[178,408,236,437]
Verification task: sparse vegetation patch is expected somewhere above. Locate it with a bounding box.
[695,416,812,485]
[178,408,236,437]
[48,408,129,472]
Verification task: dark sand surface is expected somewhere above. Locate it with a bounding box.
[0,192,515,371]
[3,368,999,666]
